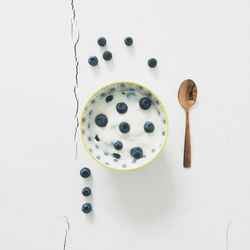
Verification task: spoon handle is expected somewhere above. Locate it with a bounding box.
[184,111,191,168]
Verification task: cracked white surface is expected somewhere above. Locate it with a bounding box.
[71,0,80,159]
[1,0,250,249]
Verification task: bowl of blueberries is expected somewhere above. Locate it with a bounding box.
[80,82,169,171]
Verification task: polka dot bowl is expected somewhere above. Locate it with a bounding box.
[80,82,169,171]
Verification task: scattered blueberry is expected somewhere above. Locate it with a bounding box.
[113,153,121,159]
[80,167,91,178]
[119,122,130,133]
[144,121,155,133]
[82,203,92,214]
[103,51,112,61]
[95,135,100,141]
[97,37,107,47]
[95,114,108,127]
[139,97,152,110]
[124,37,133,46]
[148,58,157,68]
[105,95,113,103]
[130,147,143,159]
[116,102,128,114]
[88,56,98,66]
[82,187,91,197]
[113,140,123,150]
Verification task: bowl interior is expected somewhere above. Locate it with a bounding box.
[80,82,168,171]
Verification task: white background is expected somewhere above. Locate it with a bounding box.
[1,0,250,249]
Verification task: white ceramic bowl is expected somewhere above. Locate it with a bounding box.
[80,82,169,171]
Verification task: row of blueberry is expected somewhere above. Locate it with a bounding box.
[95,114,154,133]
[88,36,157,68]
[80,167,92,214]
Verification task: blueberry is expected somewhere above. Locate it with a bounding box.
[97,37,107,47]
[144,121,155,133]
[95,135,100,141]
[80,167,91,178]
[82,187,91,197]
[148,58,157,68]
[116,102,128,114]
[119,122,130,133]
[139,97,152,110]
[113,153,121,159]
[95,114,108,127]
[124,37,133,46]
[88,56,98,66]
[103,51,112,61]
[113,141,123,150]
[105,95,113,103]
[82,203,92,214]
[130,147,143,159]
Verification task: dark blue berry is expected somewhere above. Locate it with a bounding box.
[82,187,91,197]
[105,95,113,103]
[124,37,133,46]
[95,135,100,141]
[113,141,123,150]
[82,203,92,214]
[139,97,152,110]
[97,37,107,47]
[148,58,157,68]
[113,153,121,159]
[88,56,98,66]
[144,121,155,133]
[119,122,130,133]
[116,102,128,114]
[95,114,108,127]
[80,167,91,178]
[130,147,143,159]
[103,51,112,61]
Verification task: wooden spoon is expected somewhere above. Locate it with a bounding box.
[178,79,198,168]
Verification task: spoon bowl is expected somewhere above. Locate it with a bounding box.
[178,79,197,110]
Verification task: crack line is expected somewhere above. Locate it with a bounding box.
[225,211,236,250]
[62,216,70,250]
[70,0,76,20]
[226,220,232,250]
[71,0,80,159]
[63,229,68,250]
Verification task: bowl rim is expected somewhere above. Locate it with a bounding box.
[79,81,169,171]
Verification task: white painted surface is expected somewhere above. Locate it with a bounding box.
[1,0,250,249]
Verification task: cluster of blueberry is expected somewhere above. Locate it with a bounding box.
[80,167,92,214]
[88,36,157,68]
[95,96,154,160]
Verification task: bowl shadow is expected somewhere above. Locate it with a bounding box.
[106,153,175,224]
